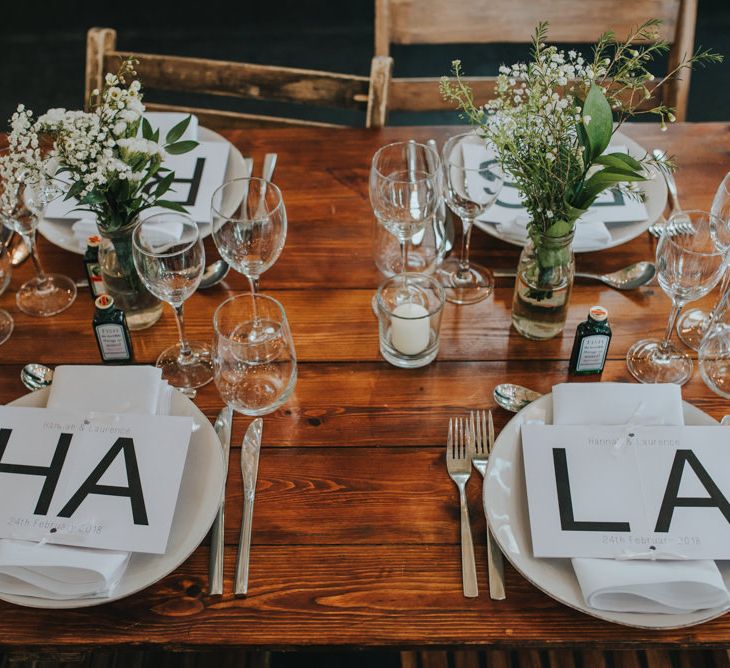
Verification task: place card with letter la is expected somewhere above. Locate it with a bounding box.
[0,406,193,554]
[522,424,730,559]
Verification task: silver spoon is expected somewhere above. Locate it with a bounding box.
[19,362,197,399]
[20,363,54,390]
[494,261,655,291]
[199,153,276,290]
[493,383,542,413]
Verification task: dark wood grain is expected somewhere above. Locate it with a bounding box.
[1,123,730,652]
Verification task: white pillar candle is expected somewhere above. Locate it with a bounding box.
[390,303,430,355]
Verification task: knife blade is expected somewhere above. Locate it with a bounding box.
[234,417,263,596]
[209,406,232,595]
[486,410,506,600]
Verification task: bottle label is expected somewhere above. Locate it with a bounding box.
[96,324,130,361]
[576,334,609,372]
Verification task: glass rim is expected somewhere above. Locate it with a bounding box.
[210,176,284,220]
[442,131,495,171]
[132,211,200,258]
[661,209,726,257]
[213,292,289,341]
[371,141,441,184]
[376,272,446,318]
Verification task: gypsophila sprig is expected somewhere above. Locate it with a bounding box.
[441,20,721,256]
[4,57,198,233]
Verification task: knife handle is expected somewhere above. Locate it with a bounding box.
[234,493,255,595]
[208,503,225,595]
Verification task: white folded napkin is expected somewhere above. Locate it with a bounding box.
[552,382,730,614]
[0,365,172,600]
[496,213,611,252]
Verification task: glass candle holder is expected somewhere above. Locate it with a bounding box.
[375,273,445,368]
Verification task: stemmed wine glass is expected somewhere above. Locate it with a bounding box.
[437,132,504,304]
[0,243,12,345]
[0,148,77,317]
[369,141,441,301]
[676,172,730,349]
[213,293,297,416]
[132,212,213,390]
[210,177,287,295]
[627,210,727,385]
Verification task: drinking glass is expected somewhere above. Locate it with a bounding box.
[213,293,297,416]
[0,149,76,317]
[699,294,730,398]
[0,244,12,345]
[677,172,730,349]
[437,132,503,304]
[132,212,213,390]
[210,177,287,294]
[369,141,441,300]
[627,210,727,385]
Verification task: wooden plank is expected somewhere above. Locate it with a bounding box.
[84,28,116,109]
[366,56,393,128]
[104,52,370,110]
[385,0,680,45]
[664,0,698,120]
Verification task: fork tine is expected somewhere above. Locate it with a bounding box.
[487,410,494,455]
[458,417,464,458]
[482,410,489,453]
[473,410,481,454]
[448,418,453,458]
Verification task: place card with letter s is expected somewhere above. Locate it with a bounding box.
[0,406,193,554]
[522,424,730,559]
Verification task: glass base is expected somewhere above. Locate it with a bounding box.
[16,274,77,317]
[156,341,214,390]
[0,309,13,345]
[436,258,493,304]
[626,338,693,385]
[676,307,711,351]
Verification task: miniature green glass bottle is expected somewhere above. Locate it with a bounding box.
[93,295,134,364]
[568,306,612,375]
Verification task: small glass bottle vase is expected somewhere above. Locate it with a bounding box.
[511,231,575,340]
[98,219,163,331]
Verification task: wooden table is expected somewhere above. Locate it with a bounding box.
[1,123,730,654]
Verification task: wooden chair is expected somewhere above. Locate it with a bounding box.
[375,0,698,121]
[85,28,393,130]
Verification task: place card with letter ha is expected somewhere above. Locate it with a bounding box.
[522,424,730,560]
[0,406,193,554]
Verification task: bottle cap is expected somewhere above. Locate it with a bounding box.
[94,294,115,310]
[86,235,102,248]
[589,305,608,322]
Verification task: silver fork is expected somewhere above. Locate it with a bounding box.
[471,410,506,600]
[648,216,696,239]
[446,416,478,598]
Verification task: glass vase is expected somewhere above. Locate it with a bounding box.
[98,219,163,331]
[511,230,575,340]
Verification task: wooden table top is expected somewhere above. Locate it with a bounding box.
[1,123,730,653]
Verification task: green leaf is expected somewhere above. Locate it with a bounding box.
[142,117,153,140]
[577,168,647,209]
[583,84,613,161]
[165,116,192,144]
[563,201,588,225]
[165,140,198,155]
[156,199,188,213]
[594,152,644,172]
[544,220,573,238]
[155,171,176,198]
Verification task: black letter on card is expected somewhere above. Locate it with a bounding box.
[57,437,148,525]
[655,449,730,532]
[0,428,72,515]
[553,448,631,532]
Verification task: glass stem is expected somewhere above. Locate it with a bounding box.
[458,217,474,278]
[173,304,192,363]
[21,229,45,280]
[400,239,409,274]
[248,275,260,295]
[248,275,260,326]
[660,300,684,355]
[707,267,730,330]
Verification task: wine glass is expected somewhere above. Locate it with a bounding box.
[437,132,503,304]
[698,296,730,399]
[0,149,76,317]
[369,141,441,301]
[210,177,287,295]
[132,212,213,390]
[627,210,727,385]
[213,293,297,416]
[677,172,730,349]
[0,243,13,345]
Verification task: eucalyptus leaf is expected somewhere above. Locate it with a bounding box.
[142,118,153,140]
[577,168,646,209]
[155,171,175,198]
[583,84,613,160]
[165,140,198,155]
[165,116,192,144]
[157,199,188,213]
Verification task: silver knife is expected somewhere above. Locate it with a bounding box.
[234,417,263,596]
[486,411,506,600]
[209,407,232,595]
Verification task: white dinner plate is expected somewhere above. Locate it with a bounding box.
[475,131,668,253]
[484,393,730,629]
[38,127,247,255]
[0,388,225,609]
